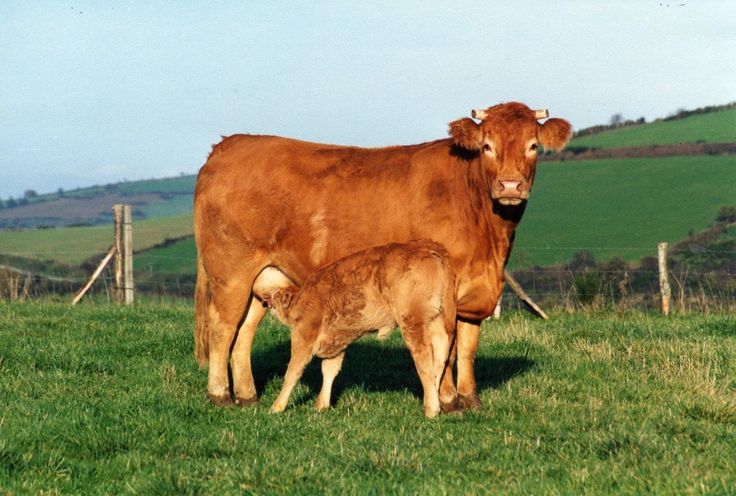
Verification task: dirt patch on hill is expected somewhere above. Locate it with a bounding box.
[542,142,736,162]
[0,193,161,226]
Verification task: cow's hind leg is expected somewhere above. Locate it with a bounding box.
[439,338,460,413]
[315,351,345,411]
[231,266,295,406]
[206,282,250,405]
[231,294,266,406]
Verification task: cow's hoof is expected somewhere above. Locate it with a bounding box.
[207,393,233,407]
[440,397,463,414]
[234,396,258,407]
[457,393,481,411]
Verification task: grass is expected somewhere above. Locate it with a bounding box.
[569,108,736,149]
[0,302,734,494]
[511,154,736,267]
[135,236,196,275]
[0,214,193,265]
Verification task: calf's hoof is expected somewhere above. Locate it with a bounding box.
[423,407,440,418]
[440,397,463,414]
[457,393,481,411]
[207,393,233,407]
[269,402,287,414]
[314,399,330,412]
[234,396,258,407]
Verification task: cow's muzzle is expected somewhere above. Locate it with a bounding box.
[492,179,529,206]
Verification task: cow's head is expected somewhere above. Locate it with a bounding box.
[448,102,572,206]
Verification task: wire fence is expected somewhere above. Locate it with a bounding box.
[1,243,734,312]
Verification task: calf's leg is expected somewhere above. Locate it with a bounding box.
[270,331,315,413]
[315,351,345,411]
[400,324,441,418]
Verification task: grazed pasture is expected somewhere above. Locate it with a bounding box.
[0,302,734,494]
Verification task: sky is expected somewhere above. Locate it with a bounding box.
[1,1,735,199]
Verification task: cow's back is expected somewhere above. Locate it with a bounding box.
[194,135,469,285]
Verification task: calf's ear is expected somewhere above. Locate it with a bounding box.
[274,288,295,310]
[448,118,482,151]
[538,118,572,152]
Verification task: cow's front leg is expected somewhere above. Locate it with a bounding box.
[456,320,481,410]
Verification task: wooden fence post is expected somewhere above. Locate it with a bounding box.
[113,204,134,305]
[658,242,671,316]
[504,270,549,320]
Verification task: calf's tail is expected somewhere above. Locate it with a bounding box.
[194,256,210,367]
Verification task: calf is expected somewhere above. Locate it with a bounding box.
[263,240,457,417]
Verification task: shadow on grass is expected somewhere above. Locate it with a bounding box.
[251,340,534,406]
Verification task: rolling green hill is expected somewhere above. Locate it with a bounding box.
[569,107,736,150]
[511,155,736,267]
[0,214,193,265]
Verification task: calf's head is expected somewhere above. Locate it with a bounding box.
[262,286,299,324]
[449,102,572,206]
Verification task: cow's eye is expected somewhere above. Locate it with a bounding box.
[529,143,538,152]
[483,144,492,153]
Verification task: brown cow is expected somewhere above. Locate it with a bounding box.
[262,239,456,417]
[194,102,571,411]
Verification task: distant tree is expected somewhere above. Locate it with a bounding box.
[636,117,646,124]
[5,197,17,208]
[57,187,65,198]
[609,113,623,127]
[568,250,596,271]
[24,189,38,199]
[18,197,29,206]
[0,199,4,209]
[716,206,736,224]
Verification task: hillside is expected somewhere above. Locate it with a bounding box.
[0,175,195,228]
[511,155,736,267]
[0,214,193,265]
[568,107,736,150]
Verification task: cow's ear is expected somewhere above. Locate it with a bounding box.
[448,118,483,151]
[538,118,572,152]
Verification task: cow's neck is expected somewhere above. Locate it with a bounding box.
[461,153,523,267]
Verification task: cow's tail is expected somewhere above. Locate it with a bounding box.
[194,256,210,367]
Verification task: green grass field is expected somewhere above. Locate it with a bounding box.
[1,302,734,494]
[0,214,193,265]
[511,155,736,267]
[569,108,736,149]
[135,236,197,275]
